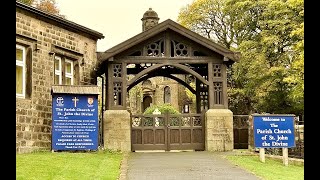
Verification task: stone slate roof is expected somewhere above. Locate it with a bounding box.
[16,1,104,40]
[51,85,100,95]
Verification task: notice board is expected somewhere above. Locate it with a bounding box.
[51,85,100,151]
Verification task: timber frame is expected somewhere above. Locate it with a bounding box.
[96,19,240,112]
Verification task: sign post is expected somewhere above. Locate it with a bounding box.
[253,114,295,166]
[51,85,100,151]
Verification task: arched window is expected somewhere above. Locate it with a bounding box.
[143,96,152,111]
[164,86,171,103]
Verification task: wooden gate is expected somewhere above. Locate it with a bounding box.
[233,115,249,149]
[131,113,205,151]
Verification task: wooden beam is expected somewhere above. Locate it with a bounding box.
[122,62,127,109]
[196,79,201,113]
[107,63,112,110]
[127,72,196,94]
[222,64,228,108]
[127,63,209,88]
[114,56,222,64]
[208,62,214,109]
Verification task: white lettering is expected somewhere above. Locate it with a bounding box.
[277,135,288,141]
[262,117,280,121]
[272,141,288,146]
[274,129,292,134]
[257,129,272,134]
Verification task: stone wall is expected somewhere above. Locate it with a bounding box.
[153,77,180,111]
[128,75,189,114]
[16,9,99,153]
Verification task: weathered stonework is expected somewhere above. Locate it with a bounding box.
[128,76,189,114]
[16,3,103,153]
[205,109,233,151]
[103,110,131,152]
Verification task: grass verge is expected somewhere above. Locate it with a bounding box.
[225,155,304,180]
[16,150,123,180]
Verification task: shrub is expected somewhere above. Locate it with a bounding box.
[143,103,180,115]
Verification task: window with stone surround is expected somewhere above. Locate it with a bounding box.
[54,55,74,85]
[16,38,33,99]
[16,44,26,98]
[164,86,171,103]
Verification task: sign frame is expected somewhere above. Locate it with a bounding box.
[252,114,295,148]
[51,85,100,151]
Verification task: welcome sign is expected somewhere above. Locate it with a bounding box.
[253,114,295,148]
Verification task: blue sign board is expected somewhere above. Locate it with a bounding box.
[253,115,295,148]
[52,94,98,150]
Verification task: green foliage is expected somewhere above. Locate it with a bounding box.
[179,0,304,117]
[185,82,196,104]
[17,0,34,5]
[129,86,143,100]
[144,104,180,115]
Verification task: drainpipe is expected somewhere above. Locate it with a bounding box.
[99,75,105,147]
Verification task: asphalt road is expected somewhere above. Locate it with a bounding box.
[126,151,261,180]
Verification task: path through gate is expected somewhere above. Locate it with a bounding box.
[131,113,205,151]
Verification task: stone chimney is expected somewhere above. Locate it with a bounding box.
[141,8,159,31]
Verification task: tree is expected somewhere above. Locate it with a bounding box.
[178,0,262,49]
[18,0,60,15]
[178,0,304,117]
[17,0,34,5]
[36,0,60,15]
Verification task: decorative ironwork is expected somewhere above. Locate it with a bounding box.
[213,82,223,104]
[146,39,164,57]
[113,82,122,105]
[213,64,222,77]
[112,64,122,77]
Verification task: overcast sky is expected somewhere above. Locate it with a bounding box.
[55,0,194,52]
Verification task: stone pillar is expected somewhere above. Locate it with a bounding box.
[205,109,233,151]
[248,115,255,151]
[103,110,131,152]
